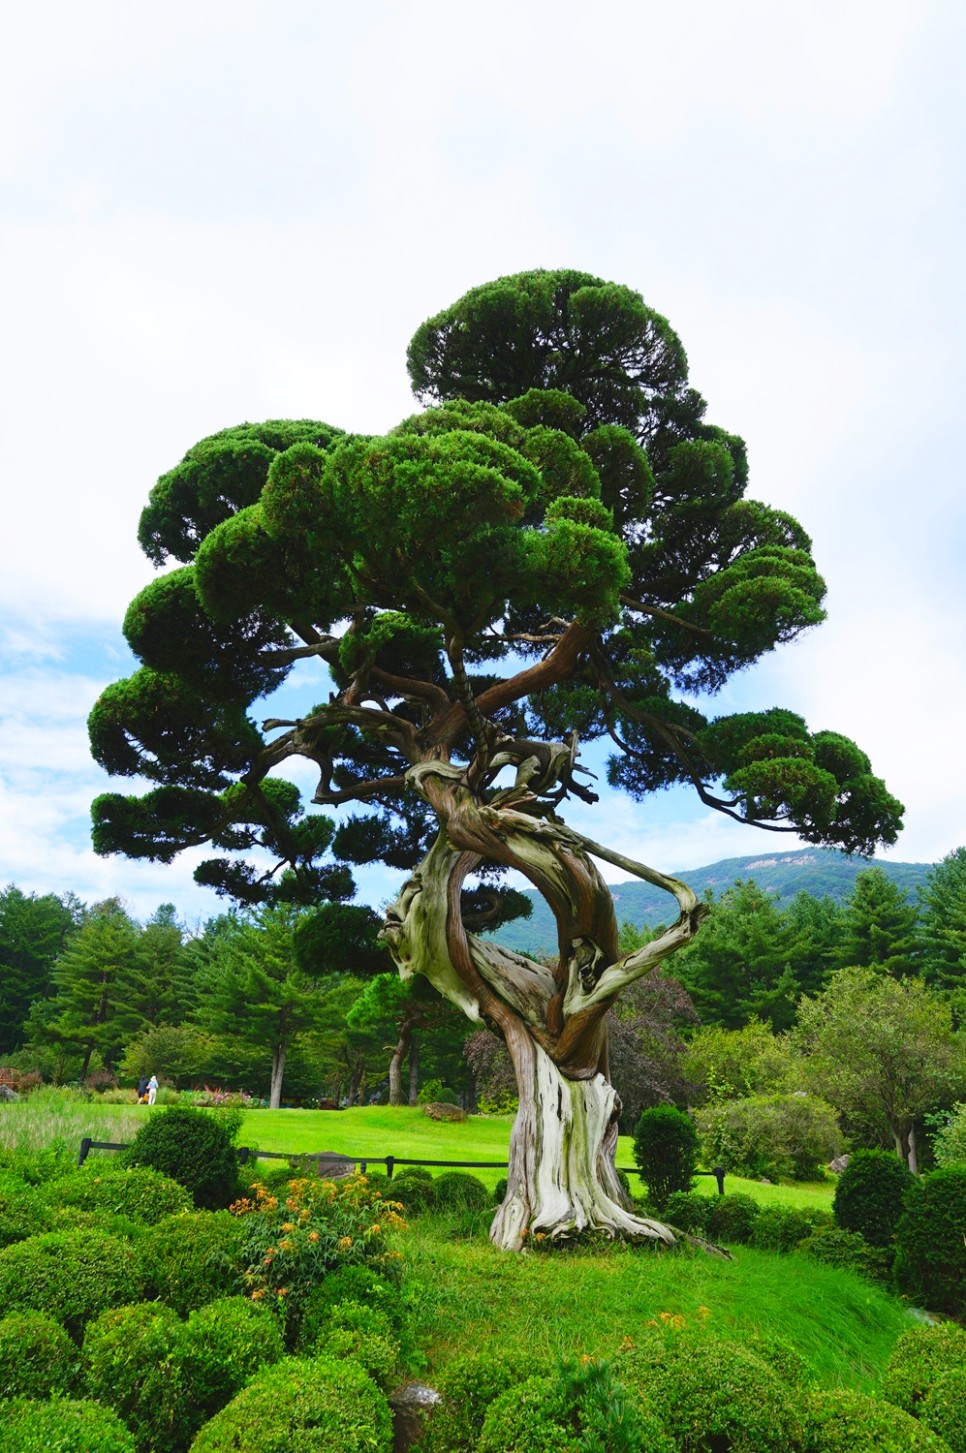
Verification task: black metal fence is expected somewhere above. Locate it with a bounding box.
[77,1136,725,1192]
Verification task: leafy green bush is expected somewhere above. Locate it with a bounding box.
[802,1388,951,1450]
[188,1355,392,1452]
[180,1296,286,1431]
[0,1309,78,1399]
[140,1209,248,1316]
[425,1349,546,1453]
[616,1332,805,1451]
[122,1106,241,1210]
[749,1204,816,1253]
[0,1398,136,1453]
[664,1189,714,1233]
[391,1170,437,1213]
[477,1090,518,1115]
[492,1176,508,1205]
[796,1224,890,1281]
[0,1229,142,1339]
[894,1167,966,1315]
[297,1263,405,1349]
[632,1105,699,1212]
[707,1192,761,1244]
[882,1322,966,1415]
[0,1171,53,1247]
[41,1165,193,1225]
[478,1359,674,1453]
[920,1368,966,1452]
[47,1206,145,1241]
[417,1079,459,1105]
[312,1299,400,1390]
[931,1101,966,1169]
[832,1149,914,1247]
[83,1301,186,1453]
[696,1091,842,1181]
[433,1172,488,1211]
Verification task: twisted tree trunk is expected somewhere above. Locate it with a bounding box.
[381,760,707,1250]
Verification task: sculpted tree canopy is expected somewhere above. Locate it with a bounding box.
[90,269,903,1250]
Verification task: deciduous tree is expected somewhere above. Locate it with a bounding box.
[90,269,902,1247]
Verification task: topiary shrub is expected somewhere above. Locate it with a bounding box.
[41,1165,193,1225]
[83,1301,187,1453]
[796,1224,890,1281]
[0,1309,78,1399]
[920,1368,966,1452]
[188,1355,392,1452]
[47,1207,145,1241]
[492,1176,508,1205]
[180,1296,286,1433]
[311,1299,400,1390]
[478,1359,675,1453]
[894,1167,966,1316]
[122,1106,241,1210]
[664,1190,714,1234]
[617,1333,805,1451]
[297,1263,405,1349]
[0,1397,136,1453]
[0,1229,143,1339]
[803,1388,951,1451]
[707,1192,760,1245]
[425,1349,547,1453]
[0,1171,53,1247]
[750,1204,816,1253]
[432,1172,488,1211]
[832,1148,914,1248]
[391,1170,437,1214]
[417,1079,459,1105]
[140,1209,248,1317]
[632,1105,699,1212]
[882,1321,966,1415]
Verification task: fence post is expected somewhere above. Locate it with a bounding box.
[713,1167,725,1195]
[237,1146,250,1166]
[78,1137,91,1167]
[385,1154,395,1180]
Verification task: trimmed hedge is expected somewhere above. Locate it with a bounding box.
[122,1107,241,1210]
[664,1190,714,1235]
[188,1355,392,1453]
[707,1193,760,1245]
[882,1322,966,1415]
[894,1167,966,1316]
[312,1299,399,1390]
[633,1105,699,1212]
[83,1301,186,1453]
[920,1368,966,1452]
[432,1172,488,1211]
[803,1388,952,1451]
[795,1225,890,1281]
[832,1149,914,1248]
[0,1398,136,1453]
[0,1171,53,1247]
[425,1349,547,1453]
[41,1165,193,1225]
[139,1209,248,1316]
[0,1309,78,1399]
[0,1229,142,1339]
[478,1359,675,1453]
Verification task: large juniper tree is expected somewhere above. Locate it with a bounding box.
[90,269,902,1249]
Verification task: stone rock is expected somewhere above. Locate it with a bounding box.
[311,1152,357,1179]
[828,1154,851,1175]
[421,1102,467,1122]
[0,1085,19,1102]
[389,1381,440,1452]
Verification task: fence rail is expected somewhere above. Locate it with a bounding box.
[77,1136,725,1192]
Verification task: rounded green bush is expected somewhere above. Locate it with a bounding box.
[391,1171,437,1214]
[47,1206,145,1241]
[492,1177,508,1205]
[0,1171,53,1247]
[297,1264,404,1349]
[633,1105,699,1212]
[139,1209,248,1316]
[882,1321,966,1415]
[617,1334,804,1452]
[432,1172,488,1211]
[0,1398,136,1453]
[0,1309,78,1399]
[796,1225,890,1281]
[83,1301,186,1453]
[803,1388,952,1450]
[188,1355,392,1453]
[707,1193,760,1245]
[0,1229,142,1339]
[920,1368,966,1452]
[664,1189,714,1234]
[42,1165,193,1225]
[181,1296,286,1427]
[425,1349,546,1453]
[122,1107,241,1210]
[479,1361,675,1453]
[749,1204,815,1253]
[833,1149,914,1248]
[894,1168,966,1316]
[312,1299,399,1390]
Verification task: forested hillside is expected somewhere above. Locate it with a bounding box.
[489,849,933,959]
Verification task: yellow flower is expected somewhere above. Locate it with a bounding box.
[251,1289,266,1300]
[308,1231,320,1242]
[278,1239,295,1251]
[337,1236,352,1251]
[698,1305,711,1321]
[367,1224,381,1237]
[281,1222,295,1232]
[277,1287,289,1297]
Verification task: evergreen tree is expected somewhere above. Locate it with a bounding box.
[836,867,917,975]
[0,885,80,1054]
[917,847,966,992]
[37,898,142,1077]
[783,890,843,995]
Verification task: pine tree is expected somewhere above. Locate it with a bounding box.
[837,867,917,976]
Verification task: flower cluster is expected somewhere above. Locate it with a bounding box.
[231,1175,406,1322]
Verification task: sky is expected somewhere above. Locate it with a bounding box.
[1,0,964,925]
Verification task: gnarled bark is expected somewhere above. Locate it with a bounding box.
[381,759,708,1250]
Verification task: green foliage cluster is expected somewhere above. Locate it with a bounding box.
[122,1106,241,1210]
[802,1389,952,1451]
[706,1192,761,1245]
[432,1171,489,1211]
[478,1358,675,1453]
[882,1322,966,1415]
[139,1209,248,1316]
[0,1228,143,1339]
[0,1309,78,1399]
[0,1398,137,1453]
[894,1167,966,1315]
[696,1091,842,1182]
[425,1348,547,1453]
[188,1355,392,1453]
[632,1105,699,1211]
[41,1164,192,1224]
[832,1149,914,1247]
[0,1170,53,1246]
[311,1299,400,1390]
[796,1225,892,1282]
[930,1101,966,1168]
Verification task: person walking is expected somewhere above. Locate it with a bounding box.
[136,1076,148,1103]
[147,1074,159,1106]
